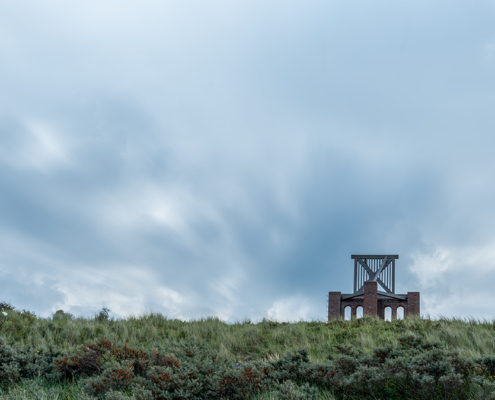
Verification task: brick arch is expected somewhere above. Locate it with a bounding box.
[328,282,420,321]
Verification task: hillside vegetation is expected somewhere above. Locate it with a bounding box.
[2,303,495,399]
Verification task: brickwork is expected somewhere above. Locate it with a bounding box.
[341,298,364,308]
[327,255,420,321]
[407,292,420,316]
[380,306,389,320]
[328,292,342,320]
[363,281,378,317]
[378,299,407,320]
[329,290,418,321]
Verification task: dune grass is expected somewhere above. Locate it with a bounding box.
[2,305,495,399]
[2,308,495,361]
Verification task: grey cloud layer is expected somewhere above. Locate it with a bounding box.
[0,0,494,319]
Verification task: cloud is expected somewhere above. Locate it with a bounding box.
[0,117,70,173]
[267,297,313,322]
[0,0,494,320]
[53,263,184,318]
[483,39,495,61]
[0,253,66,314]
[410,241,495,318]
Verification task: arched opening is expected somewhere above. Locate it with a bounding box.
[356,306,363,319]
[397,306,404,320]
[384,306,392,322]
[344,306,351,321]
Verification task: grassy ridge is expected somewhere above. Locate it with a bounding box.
[2,309,495,360]
[2,306,495,399]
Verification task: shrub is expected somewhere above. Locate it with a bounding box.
[3,311,495,399]
[274,381,318,400]
[97,308,111,323]
[41,336,495,398]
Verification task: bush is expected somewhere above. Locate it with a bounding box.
[3,311,495,399]
[47,336,495,398]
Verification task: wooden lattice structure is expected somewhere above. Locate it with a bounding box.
[328,255,420,320]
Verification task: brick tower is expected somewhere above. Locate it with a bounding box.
[328,255,420,320]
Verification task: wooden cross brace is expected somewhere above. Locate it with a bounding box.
[356,256,393,294]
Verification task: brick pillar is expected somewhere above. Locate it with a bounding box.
[391,306,397,320]
[363,281,378,317]
[328,292,342,321]
[351,307,357,320]
[407,292,420,317]
[377,302,385,320]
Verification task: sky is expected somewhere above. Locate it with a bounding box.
[1,0,495,321]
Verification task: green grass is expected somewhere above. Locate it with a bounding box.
[2,306,495,399]
[3,310,495,361]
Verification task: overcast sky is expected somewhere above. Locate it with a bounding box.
[1,0,495,320]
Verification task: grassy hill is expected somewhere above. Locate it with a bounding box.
[1,304,495,399]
